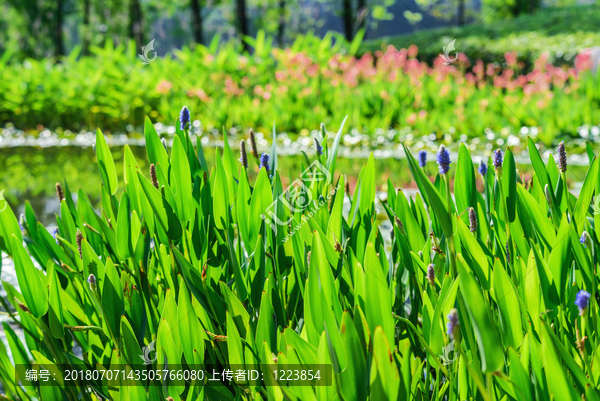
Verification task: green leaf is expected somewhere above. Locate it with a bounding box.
[458,255,503,373]
[116,191,133,259]
[144,116,170,169]
[454,143,477,223]
[137,172,182,240]
[178,281,205,365]
[492,258,523,349]
[540,321,578,401]
[370,326,400,401]
[172,135,193,222]
[502,147,517,222]
[325,116,348,184]
[508,347,533,401]
[248,168,272,250]
[256,290,277,352]
[359,154,376,217]
[102,257,124,343]
[574,156,597,230]
[0,206,22,257]
[456,218,490,289]
[339,311,368,401]
[60,200,76,245]
[364,243,395,346]
[212,151,230,230]
[12,236,48,318]
[326,175,345,247]
[120,315,143,366]
[236,169,252,249]
[226,311,244,365]
[403,144,453,238]
[95,128,118,195]
[47,263,64,339]
[548,214,572,302]
[527,137,552,195]
[517,185,556,248]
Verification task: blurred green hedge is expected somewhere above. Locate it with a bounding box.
[360,5,600,68]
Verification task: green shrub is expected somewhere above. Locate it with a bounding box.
[1,113,600,400]
[1,32,599,144]
[361,5,600,67]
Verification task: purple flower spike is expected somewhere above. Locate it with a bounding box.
[493,149,503,170]
[179,106,190,131]
[260,153,270,173]
[447,309,459,339]
[436,145,451,174]
[557,141,567,173]
[575,290,591,315]
[478,160,488,176]
[418,150,427,168]
[426,264,435,284]
[314,137,323,156]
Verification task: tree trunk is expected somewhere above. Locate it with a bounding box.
[129,0,144,49]
[277,0,285,47]
[457,0,465,26]
[191,0,203,45]
[55,0,64,58]
[342,0,353,41]
[236,0,249,51]
[83,0,91,55]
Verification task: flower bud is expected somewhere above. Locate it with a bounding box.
[249,129,258,158]
[493,149,503,171]
[150,164,159,189]
[418,150,427,168]
[436,145,451,174]
[426,264,435,285]
[88,274,97,291]
[544,184,553,207]
[239,140,248,168]
[557,140,567,173]
[580,231,591,249]
[56,182,64,202]
[447,309,459,340]
[179,106,190,131]
[575,290,591,316]
[478,160,488,176]
[314,137,323,156]
[468,207,477,233]
[260,153,270,173]
[76,229,83,260]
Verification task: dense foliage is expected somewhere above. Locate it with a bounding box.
[1,32,599,142]
[1,112,600,400]
[361,5,600,68]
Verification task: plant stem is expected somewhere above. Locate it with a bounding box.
[393,315,450,377]
[561,171,578,232]
[497,173,513,267]
[445,175,458,278]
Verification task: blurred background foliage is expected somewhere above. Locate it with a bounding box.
[0,0,595,62]
[361,5,600,66]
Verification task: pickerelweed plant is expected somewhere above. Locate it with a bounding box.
[0,109,600,401]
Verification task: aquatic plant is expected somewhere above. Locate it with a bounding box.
[0,114,599,400]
